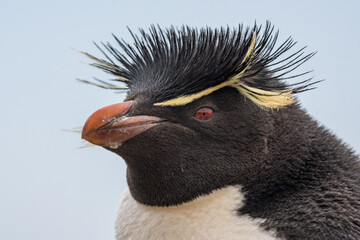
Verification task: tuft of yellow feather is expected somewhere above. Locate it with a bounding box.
[233,83,295,108]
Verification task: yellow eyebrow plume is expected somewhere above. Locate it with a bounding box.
[154,77,240,106]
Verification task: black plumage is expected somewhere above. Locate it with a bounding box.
[81,22,360,239]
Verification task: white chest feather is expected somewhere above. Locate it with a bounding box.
[115,186,278,240]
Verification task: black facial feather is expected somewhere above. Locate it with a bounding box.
[82,22,317,105]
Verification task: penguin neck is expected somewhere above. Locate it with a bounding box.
[243,106,321,192]
[240,105,356,214]
[237,105,360,239]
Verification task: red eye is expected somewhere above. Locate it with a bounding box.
[194,107,214,121]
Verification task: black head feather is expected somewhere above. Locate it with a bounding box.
[82,22,317,107]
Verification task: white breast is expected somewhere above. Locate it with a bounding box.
[115,185,279,240]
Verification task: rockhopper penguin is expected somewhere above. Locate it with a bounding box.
[81,23,360,239]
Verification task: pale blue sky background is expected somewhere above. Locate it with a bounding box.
[1,1,359,239]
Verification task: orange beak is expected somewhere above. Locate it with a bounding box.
[82,101,162,148]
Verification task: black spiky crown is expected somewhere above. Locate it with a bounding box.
[80,22,317,108]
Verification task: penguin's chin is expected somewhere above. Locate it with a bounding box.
[122,161,231,206]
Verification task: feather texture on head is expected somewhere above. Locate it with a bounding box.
[81,22,317,108]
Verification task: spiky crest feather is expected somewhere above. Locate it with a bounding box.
[81,22,317,108]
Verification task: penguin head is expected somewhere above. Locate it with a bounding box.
[81,23,315,206]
